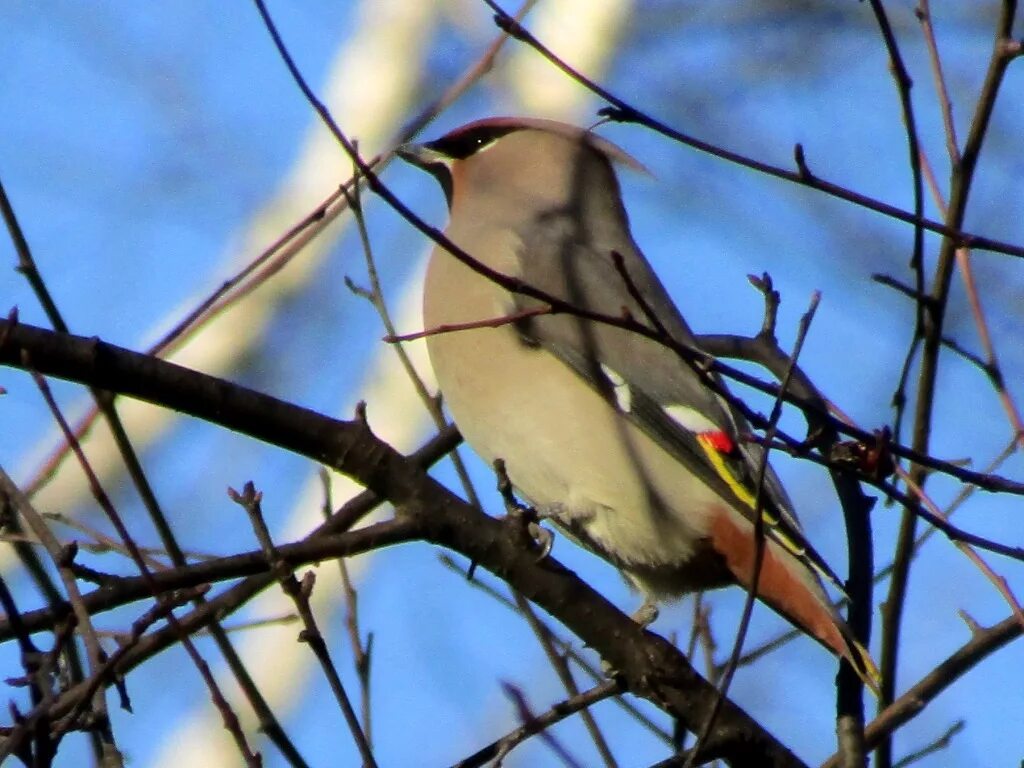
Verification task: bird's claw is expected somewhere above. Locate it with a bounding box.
[529,521,554,561]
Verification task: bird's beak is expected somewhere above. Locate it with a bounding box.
[396,142,454,208]
[396,142,448,171]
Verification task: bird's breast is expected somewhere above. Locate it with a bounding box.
[423,244,727,586]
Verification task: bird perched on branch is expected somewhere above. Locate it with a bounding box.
[398,116,878,692]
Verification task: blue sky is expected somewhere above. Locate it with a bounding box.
[1,2,1022,766]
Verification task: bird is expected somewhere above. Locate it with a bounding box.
[397,116,878,691]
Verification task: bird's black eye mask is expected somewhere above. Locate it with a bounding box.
[424,124,519,159]
[409,125,521,207]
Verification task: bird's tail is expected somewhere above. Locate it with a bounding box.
[709,510,881,694]
[832,621,882,696]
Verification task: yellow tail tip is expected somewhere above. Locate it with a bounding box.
[851,640,882,697]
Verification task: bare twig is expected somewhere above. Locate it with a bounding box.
[232,483,377,768]
[514,591,618,767]
[24,372,262,767]
[318,470,373,747]
[688,291,827,765]
[891,719,965,768]
[481,0,1024,259]
[0,463,116,763]
[21,0,537,501]
[916,0,961,165]
[384,306,554,343]
[342,160,483,513]
[867,0,928,430]
[502,683,587,768]
[823,612,1020,767]
[453,680,622,768]
[3,158,304,765]
[880,7,1021,761]
[436,554,674,746]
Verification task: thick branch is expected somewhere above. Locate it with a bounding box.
[0,316,804,766]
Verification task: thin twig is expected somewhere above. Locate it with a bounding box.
[513,591,618,767]
[318,470,373,747]
[919,140,1024,448]
[916,0,961,165]
[880,8,1021,760]
[0,431,456,643]
[342,161,482,512]
[436,554,674,746]
[687,291,824,765]
[0,465,115,763]
[891,719,965,768]
[499,683,586,768]
[3,158,304,765]
[22,0,537,500]
[24,372,263,767]
[231,482,377,768]
[868,0,928,429]
[714,433,1017,676]
[384,306,553,343]
[823,612,1020,767]
[481,0,1024,259]
[453,680,622,768]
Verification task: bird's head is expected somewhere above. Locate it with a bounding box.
[398,117,646,214]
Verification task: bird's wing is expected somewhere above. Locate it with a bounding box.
[510,218,847,593]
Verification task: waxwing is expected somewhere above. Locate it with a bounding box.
[398,117,878,691]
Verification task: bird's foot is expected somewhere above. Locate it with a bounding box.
[631,599,659,628]
[493,458,529,516]
[493,458,553,561]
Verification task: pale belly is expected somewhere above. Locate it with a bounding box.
[426,313,734,595]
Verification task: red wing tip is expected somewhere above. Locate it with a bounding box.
[698,430,736,454]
